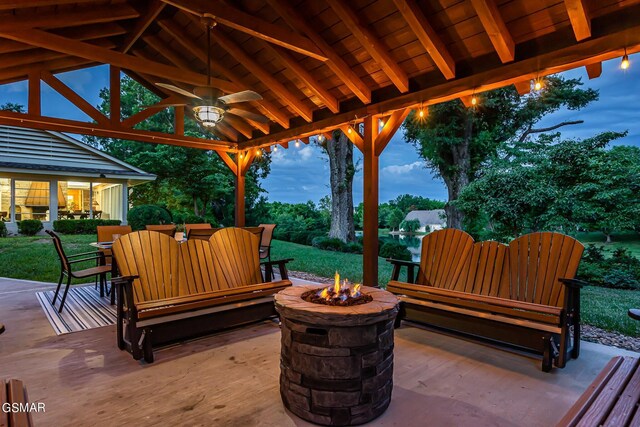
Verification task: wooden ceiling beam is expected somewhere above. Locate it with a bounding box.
[392,0,455,80]
[120,96,182,128]
[209,26,314,122]
[0,23,127,55]
[224,115,254,139]
[40,70,109,125]
[0,3,139,32]
[326,0,409,93]
[0,39,116,69]
[470,0,515,63]
[0,0,97,9]
[121,0,166,54]
[0,29,240,92]
[266,0,371,104]
[138,38,193,70]
[0,57,96,85]
[0,110,235,151]
[240,17,640,150]
[585,62,602,79]
[158,18,289,129]
[564,0,591,41]
[265,42,339,113]
[216,121,240,142]
[160,0,326,61]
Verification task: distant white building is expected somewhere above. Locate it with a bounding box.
[0,125,155,234]
[401,209,446,233]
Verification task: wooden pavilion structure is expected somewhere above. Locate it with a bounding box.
[0,0,638,285]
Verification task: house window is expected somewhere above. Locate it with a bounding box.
[15,180,50,221]
[93,183,123,221]
[58,181,92,219]
[0,178,10,222]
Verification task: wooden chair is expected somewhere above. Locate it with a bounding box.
[46,230,111,313]
[96,225,132,303]
[1,379,33,427]
[185,223,212,238]
[187,227,221,241]
[145,224,176,237]
[258,224,277,261]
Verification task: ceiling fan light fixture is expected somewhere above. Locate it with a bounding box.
[193,105,225,127]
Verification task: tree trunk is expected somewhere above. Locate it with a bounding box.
[442,111,472,229]
[325,131,356,242]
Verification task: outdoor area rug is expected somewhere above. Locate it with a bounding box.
[36,285,116,335]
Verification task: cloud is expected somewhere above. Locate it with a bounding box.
[382,161,424,175]
[299,146,314,161]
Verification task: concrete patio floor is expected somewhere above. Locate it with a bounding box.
[0,277,636,426]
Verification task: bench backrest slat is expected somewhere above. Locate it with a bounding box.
[417,229,474,288]
[209,228,262,290]
[454,240,509,297]
[508,232,584,306]
[112,231,181,303]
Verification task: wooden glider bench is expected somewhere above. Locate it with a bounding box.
[387,229,585,371]
[112,228,292,363]
[1,379,33,427]
[557,356,640,426]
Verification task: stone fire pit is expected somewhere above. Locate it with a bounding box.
[275,285,398,426]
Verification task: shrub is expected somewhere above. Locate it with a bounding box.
[0,221,6,237]
[312,237,347,252]
[53,219,121,235]
[18,219,43,236]
[345,242,363,254]
[127,205,173,231]
[379,241,412,261]
[577,244,640,290]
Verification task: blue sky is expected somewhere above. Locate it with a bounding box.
[1,54,638,205]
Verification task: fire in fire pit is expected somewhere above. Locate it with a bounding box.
[301,272,373,306]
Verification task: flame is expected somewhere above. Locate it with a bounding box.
[334,271,341,294]
[320,288,329,299]
[353,283,362,296]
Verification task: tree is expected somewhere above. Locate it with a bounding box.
[399,218,421,234]
[456,131,636,242]
[403,76,598,229]
[318,130,356,243]
[387,208,405,231]
[0,103,24,113]
[83,76,270,223]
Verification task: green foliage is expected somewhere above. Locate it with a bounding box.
[387,208,405,231]
[577,245,640,289]
[0,102,24,113]
[355,194,445,229]
[254,200,330,245]
[379,241,412,261]
[127,205,173,231]
[83,76,270,224]
[0,221,6,237]
[456,131,634,242]
[312,236,363,254]
[17,220,43,236]
[399,219,421,233]
[53,219,121,235]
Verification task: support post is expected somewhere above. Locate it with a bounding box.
[110,66,121,125]
[175,106,184,136]
[235,172,246,227]
[28,71,40,116]
[362,116,379,286]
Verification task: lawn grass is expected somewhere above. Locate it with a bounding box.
[578,231,640,258]
[0,234,639,337]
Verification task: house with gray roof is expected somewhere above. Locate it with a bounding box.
[401,209,446,233]
[0,125,155,234]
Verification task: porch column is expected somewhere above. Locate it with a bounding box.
[216,150,256,227]
[50,179,58,225]
[362,116,380,286]
[235,172,246,227]
[121,184,128,224]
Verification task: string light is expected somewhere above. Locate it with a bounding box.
[347,127,352,134]
[273,146,278,152]
[419,109,424,118]
[471,96,477,106]
[318,134,324,142]
[621,48,630,70]
[295,140,300,148]
[379,118,385,128]
[534,78,543,91]
[255,149,261,156]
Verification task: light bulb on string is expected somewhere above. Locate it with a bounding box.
[471,96,477,106]
[295,140,300,148]
[273,145,278,152]
[419,109,424,118]
[621,48,630,70]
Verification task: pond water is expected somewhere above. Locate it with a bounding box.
[380,234,423,262]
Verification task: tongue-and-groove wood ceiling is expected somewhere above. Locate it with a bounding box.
[0,0,639,149]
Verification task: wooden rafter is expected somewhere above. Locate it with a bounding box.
[160,0,327,61]
[470,0,515,63]
[392,0,455,80]
[0,23,127,55]
[265,43,339,114]
[266,0,371,104]
[564,0,591,41]
[120,96,182,129]
[326,0,409,93]
[0,29,240,93]
[142,36,193,71]
[217,121,240,142]
[0,39,116,69]
[0,57,96,86]
[0,110,235,152]
[209,26,314,122]
[239,17,640,151]
[158,18,289,129]
[340,125,364,152]
[110,66,121,125]
[0,0,97,9]
[0,4,139,32]
[375,109,411,156]
[40,70,109,125]
[121,0,166,54]
[224,115,254,139]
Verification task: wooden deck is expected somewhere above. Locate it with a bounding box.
[0,277,636,426]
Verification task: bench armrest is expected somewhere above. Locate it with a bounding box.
[386,258,420,283]
[261,258,293,281]
[112,275,138,318]
[559,278,589,289]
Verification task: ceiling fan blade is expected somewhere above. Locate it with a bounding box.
[219,90,263,104]
[227,108,270,123]
[140,103,188,108]
[155,83,202,100]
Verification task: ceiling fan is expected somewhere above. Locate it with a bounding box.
[153,20,270,128]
